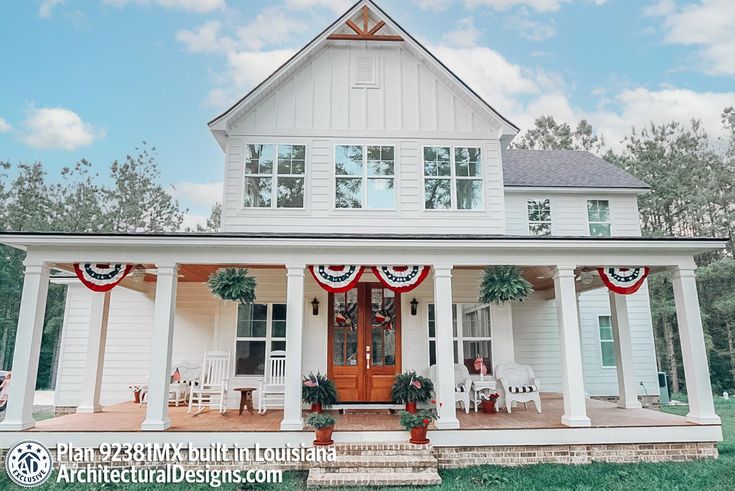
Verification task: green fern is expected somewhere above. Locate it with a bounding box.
[208,268,257,305]
[479,266,533,304]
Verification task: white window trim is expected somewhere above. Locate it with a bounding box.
[527,198,552,236]
[587,199,612,236]
[332,143,397,211]
[597,313,616,369]
[420,145,485,212]
[234,303,287,377]
[427,303,492,369]
[242,144,307,210]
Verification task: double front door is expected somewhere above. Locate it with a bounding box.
[328,283,402,402]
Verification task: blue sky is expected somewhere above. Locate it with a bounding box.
[1,0,733,226]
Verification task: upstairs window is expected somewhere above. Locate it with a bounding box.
[244,144,305,208]
[335,145,395,209]
[598,315,616,367]
[423,146,482,210]
[587,199,611,236]
[527,199,551,236]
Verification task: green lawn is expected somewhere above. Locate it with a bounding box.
[2,398,733,490]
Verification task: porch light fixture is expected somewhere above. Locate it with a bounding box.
[410,298,419,316]
[311,297,320,316]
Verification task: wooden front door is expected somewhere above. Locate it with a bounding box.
[328,283,401,402]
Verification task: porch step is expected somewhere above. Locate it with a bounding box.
[306,442,441,487]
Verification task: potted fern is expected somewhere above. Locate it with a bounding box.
[208,268,257,304]
[307,412,337,446]
[302,372,338,413]
[479,266,533,304]
[391,371,434,413]
[399,409,435,444]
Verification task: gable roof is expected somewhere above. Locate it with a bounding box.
[208,0,518,138]
[503,150,650,189]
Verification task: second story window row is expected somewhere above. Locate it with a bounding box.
[244,144,305,209]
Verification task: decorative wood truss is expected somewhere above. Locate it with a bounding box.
[327,6,403,42]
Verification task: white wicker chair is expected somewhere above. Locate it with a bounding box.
[257,350,287,414]
[427,364,472,414]
[495,362,542,414]
[188,350,231,415]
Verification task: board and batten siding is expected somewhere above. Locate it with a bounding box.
[220,43,507,235]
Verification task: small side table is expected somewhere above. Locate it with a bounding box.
[235,387,257,415]
[471,379,498,413]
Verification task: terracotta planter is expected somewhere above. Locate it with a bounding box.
[313,426,334,446]
[311,402,323,413]
[482,399,496,414]
[405,401,417,413]
[133,391,141,404]
[409,425,429,445]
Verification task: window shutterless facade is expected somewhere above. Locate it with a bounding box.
[243,144,305,208]
[598,314,616,368]
[334,144,395,209]
[428,303,492,374]
[235,303,287,376]
[423,146,483,210]
[587,199,611,236]
[527,198,551,236]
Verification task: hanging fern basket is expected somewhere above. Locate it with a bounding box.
[479,266,533,304]
[208,268,257,305]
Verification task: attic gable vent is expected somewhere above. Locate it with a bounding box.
[353,56,378,88]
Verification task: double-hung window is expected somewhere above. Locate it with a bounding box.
[587,199,611,236]
[423,146,482,210]
[235,303,287,376]
[428,303,492,374]
[244,144,305,208]
[598,315,616,367]
[335,145,395,209]
[527,199,551,236]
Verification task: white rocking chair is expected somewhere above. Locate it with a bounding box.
[495,362,542,414]
[427,364,472,414]
[188,350,231,415]
[257,350,286,414]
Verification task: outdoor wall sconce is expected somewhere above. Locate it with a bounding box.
[410,298,419,316]
[311,297,320,316]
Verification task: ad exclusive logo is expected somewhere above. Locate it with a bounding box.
[5,440,54,488]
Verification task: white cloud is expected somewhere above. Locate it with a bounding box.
[413,0,453,11]
[225,49,296,91]
[646,0,735,75]
[443,17,482,47]
[173,181,223,208]
[464,0,570,12]
[39,0,65,18]
[0,117,11,133]
[502,8,557,41]
[283,0,352,13]
[234,9,309,51]
[21,107,105,150]
[180,212,209,231]
[103,0,225,14]
[176,21,231,53]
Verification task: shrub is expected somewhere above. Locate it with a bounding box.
[306,412,336,429]
[208,268,256,305]
[399,409,436,430]
[302,372,339,408]
[479,265,533,304]
[391,370,434,404]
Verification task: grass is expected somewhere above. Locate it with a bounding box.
[1,398,733,490]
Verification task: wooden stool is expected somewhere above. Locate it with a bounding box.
[234,387,256,415]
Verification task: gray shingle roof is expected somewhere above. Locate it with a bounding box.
[503,149,649,189]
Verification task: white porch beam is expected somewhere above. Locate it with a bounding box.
[0,259,50,431]
[281,265,306,431]
[433,264,460,430]
[141,264,178,431]
[609,292,642,409]
[76,291,112,413]
[671,266,721,425]
[553,265,591,427]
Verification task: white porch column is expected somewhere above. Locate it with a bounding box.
[0,258,50,431]
[141,263,178,431]
[77,291,112,413]
[433,265,459,429]
[672,265,721,424]
[609,291,642,409]
[281,264,305,431]
[553,265,591,427]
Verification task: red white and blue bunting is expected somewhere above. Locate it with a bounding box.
[597,267,650,295]
[309,265,364,293]
[74,263,134,292]
[372,265,430,293]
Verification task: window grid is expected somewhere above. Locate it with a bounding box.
[527,198,552,236]
[235,303,287,376]
[335,144,395,209]
[587,199,611,236]
[428,303,492,374]
[244,144,305,209]
[423,146,483,210]
[598,314,616,368]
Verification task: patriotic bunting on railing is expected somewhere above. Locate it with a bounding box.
[74,263,134,292]
[309,265,364,293]
[597,267,650,295]
[372,265,430,293]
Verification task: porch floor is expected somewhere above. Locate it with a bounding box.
[32,394,694,432]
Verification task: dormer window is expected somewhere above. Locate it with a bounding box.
[335,145,395,209]
[244,144,305,208]
[527,199,551,236]
[587,199,611,236]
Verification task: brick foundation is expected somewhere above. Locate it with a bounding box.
[589,395,660,410]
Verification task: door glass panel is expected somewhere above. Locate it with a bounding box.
[370,287,396,367]
[333,288,359,366]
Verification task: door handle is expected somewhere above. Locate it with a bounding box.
[366,346,371,370]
